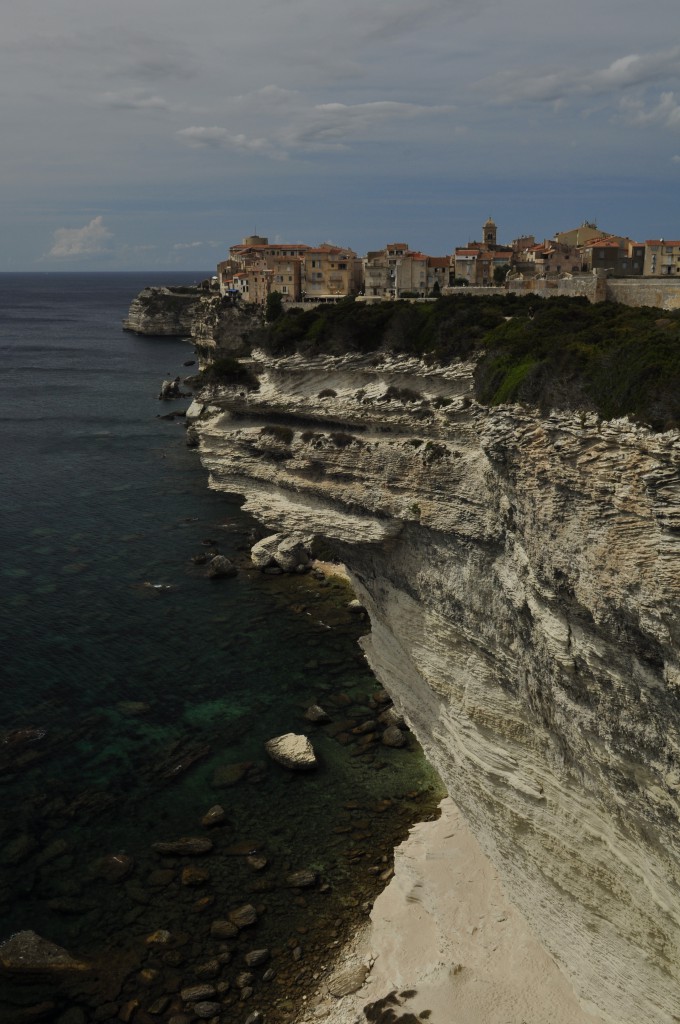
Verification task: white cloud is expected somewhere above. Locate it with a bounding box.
[490,44,680,105]
[619,91,680,127]
[176,126,280,156]
[172,240,220,250]
[176,97,456,158]
[48,216,113,258]
[98,89,170,111]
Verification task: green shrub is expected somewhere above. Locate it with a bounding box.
[200,356,260,390]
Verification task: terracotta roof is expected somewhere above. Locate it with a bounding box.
[428,257,450,267]
[645,239,680,246]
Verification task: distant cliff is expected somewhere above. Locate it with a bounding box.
[123,285,203,336]
[187,346,680,1024]
[124,286,262,361]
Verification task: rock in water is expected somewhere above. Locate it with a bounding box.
[151,837,213,856]
[0,931,90,973]
[206,555,237,579]
[251,533,311,572]
[264,733,317,770]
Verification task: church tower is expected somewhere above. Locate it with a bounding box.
[483,217,497,248]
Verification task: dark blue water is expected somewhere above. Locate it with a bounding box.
[0,274,441,1022]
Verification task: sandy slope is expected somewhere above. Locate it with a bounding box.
[297,797,602,1024]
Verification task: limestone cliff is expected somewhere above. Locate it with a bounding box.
[188,351,680,1024]
[123,286,203,336]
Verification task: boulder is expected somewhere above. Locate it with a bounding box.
[381,726,407,748]
[244,948,269,968]
[250,535,281,570]
[228,904,258,929]
[0,932,90,973]
[210,919,239,939]
[206,555,237,579]
[286,869,318,889]
[378,707,407,730]
[90,852,134,883]
[328,963,370,997]
[201,805,227,827]
[265,733,317,770]
[251,533,311,572]
[151,837,213,856]
[304,705,330,723]
[274,536,310,572]
[180,984,217,1002]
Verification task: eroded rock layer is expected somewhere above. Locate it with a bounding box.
[190,351,680,1024]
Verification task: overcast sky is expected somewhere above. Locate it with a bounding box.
[2,0,679,270]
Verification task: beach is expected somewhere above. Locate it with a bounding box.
[299,797,601,1024]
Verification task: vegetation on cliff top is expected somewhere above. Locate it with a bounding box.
[254,294,680,430]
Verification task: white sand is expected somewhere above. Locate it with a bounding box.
[298,797,602,1024]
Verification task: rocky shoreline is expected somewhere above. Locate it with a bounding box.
[0,531,445,1024]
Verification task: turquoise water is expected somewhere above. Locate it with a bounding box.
[0,274,441,1022]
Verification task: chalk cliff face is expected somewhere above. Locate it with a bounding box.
[189,351,680,1024]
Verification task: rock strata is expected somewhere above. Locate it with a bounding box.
[191,348,680,1024]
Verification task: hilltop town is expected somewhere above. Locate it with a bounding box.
[216,218,679,305]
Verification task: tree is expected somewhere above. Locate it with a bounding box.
[493,264,511,285]
[265,290,284,322]
[430,280,441,297]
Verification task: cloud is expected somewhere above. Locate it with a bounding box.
[98,89,170,111]
[619,91,680,128]
[490,44,680,105]
[176,97,456,158]
[172,240,220,250]
[48,216,113,258]
[176,126,280,156]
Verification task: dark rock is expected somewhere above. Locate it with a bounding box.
[180,984,217,1002]
[206,555,237,579]
[229,904,258,929]
[0,931,90,973]
[382,726,407,748]
[147,995,171,1014]
[303,705,330,723]
[378,707,407,730]
[286,869,318,889]
[194,959,221,979]
[244,948,269,968]
[212,762,252,788]
[181,865,210,886]
[236,971,254,989]
[210,919,239,939]
[201,804,227,827]
[192,1003,222,1019]
[147,869,175,887]
[244,1013,264,1024]
[151,837,213,856]
[245,854,268,872]
[90,852,134,883]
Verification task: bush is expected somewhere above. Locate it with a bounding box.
[261,424,294,445]
[200,356,260,390]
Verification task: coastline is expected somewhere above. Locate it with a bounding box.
[297,797,601,1024]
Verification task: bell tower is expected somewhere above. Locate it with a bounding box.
[483,216,497,248]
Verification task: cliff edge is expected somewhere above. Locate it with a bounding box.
[188,349,680,1024]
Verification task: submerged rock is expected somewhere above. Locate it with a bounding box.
[0,931,90,973]
[151,837,213,856]
[264,733,317,770]
[205,555,237,579]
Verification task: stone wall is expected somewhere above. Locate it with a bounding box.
[507,274,680,309]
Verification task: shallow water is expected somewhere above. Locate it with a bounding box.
[0,273,442,1022]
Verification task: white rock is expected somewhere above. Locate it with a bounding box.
[265,733,317,770]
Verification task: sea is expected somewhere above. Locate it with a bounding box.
[0,273,442,1023]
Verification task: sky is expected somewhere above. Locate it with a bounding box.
[2,0,679,271]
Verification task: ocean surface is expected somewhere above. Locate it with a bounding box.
[0,273,441,1023]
